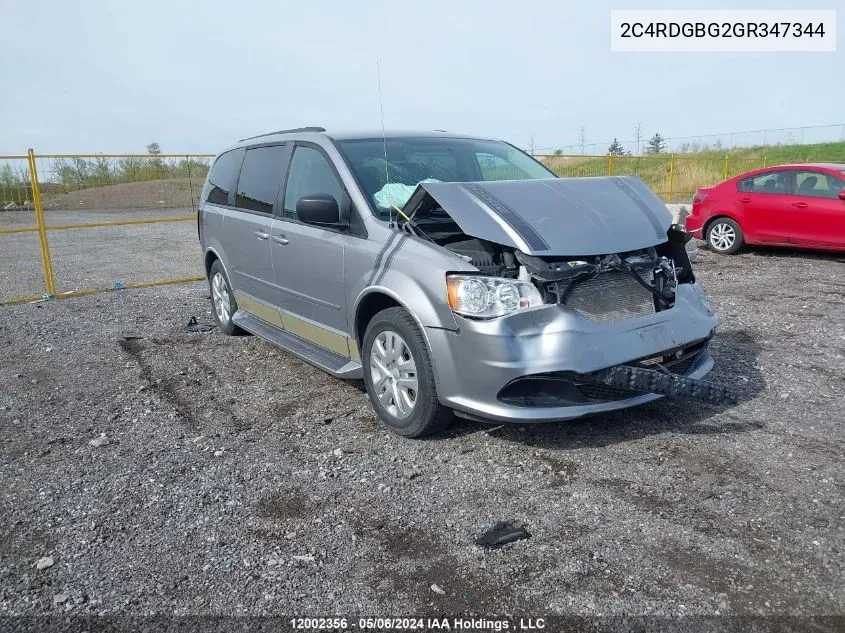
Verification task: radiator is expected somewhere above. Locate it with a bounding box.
[563,270,656,324]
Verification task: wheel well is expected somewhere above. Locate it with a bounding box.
[355,292,401,348]
[703,215,739,238]
[204,251,219,277]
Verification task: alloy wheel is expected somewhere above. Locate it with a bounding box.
[211,272,232,325]
[710,222,736,251]
[369,329,418,419]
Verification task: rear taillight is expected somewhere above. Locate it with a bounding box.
[692,192,708,205]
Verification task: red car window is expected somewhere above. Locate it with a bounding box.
[795,171,845,199]
[738,171,790,194]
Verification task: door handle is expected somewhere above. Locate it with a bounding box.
[738,197,752,203]
[272,234,289,245]
[254,231,270,240]
[792,202,808,209]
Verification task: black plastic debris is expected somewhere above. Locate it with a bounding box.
[599,365,739,405]
[185,316,215,333]
[475,520,531,549]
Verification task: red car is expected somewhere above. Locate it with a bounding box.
[685,163,845,254]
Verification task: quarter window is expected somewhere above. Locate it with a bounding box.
[235,145,288,213]
[283,147,344,219]
[795,171,845,199]
[737,171,790,195]
[203,149,243,205]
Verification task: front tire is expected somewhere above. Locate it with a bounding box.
[362,307,452,438]
[208,260,243,335]
[706,218,743,255]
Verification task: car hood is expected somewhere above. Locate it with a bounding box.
[405,176,672,255]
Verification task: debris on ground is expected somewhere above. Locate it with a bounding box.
[184,316,215,333]
[430,584,446,595]
[322,408,356,424]
[475,521,532,549]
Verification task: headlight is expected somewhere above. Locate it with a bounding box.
[446,275,543,318]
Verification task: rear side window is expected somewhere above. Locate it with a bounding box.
[235,145,288,213]
[283,146,344,219]
[737,171,789,195]
[203,149,243,205]
[795,170,845,199]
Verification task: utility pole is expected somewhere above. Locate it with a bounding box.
[634,122,643,156]
[578,126,586,155]
[530,135,535,155]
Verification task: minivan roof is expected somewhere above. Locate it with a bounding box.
[232,127,494,147]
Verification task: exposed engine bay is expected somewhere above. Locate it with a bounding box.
[401,205,695,317]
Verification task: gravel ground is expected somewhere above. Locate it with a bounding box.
[0,244,843,625]
[0,207,200,303]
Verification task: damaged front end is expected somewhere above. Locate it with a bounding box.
[402,177,696,325]
[400,177,736,413]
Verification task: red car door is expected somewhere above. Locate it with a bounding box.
[789,170,845,249]
[734,170,793,244]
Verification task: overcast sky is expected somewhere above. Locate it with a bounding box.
[1,0,841,154]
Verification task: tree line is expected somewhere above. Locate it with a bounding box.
[50,143,209,190]
[1,143,209,192]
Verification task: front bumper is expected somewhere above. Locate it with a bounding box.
[426,282,720,423]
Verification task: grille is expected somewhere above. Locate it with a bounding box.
[562,271,656,324]
[663,353,697,375]
[576,382,641,401]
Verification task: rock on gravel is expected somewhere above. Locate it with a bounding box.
[88,435,110,447]
[35,556,54,570]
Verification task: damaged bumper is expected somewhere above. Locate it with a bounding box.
[427,282,721,423]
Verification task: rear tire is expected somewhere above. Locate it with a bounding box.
[208,260,243,335]
[706,218,743,255]
[362,307,452,438]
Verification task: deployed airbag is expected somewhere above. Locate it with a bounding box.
[374,178,441,210]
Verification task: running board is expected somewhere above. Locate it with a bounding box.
[232,310,363,379]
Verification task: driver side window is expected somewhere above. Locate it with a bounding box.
[283,146,344,219]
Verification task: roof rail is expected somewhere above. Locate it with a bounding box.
[239,127,326,142]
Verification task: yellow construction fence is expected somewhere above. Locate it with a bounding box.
[536,153,770,202]
[0,150,213,305]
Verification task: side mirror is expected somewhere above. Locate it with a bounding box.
[839,188,845,201]
[296,194,341,226]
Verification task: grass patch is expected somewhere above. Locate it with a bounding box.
[539,141,845,202]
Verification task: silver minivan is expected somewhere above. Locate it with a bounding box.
[199,128,727,437]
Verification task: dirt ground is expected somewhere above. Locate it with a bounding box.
[0,243,843,627]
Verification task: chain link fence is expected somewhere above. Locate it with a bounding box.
[0,151,211,305]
